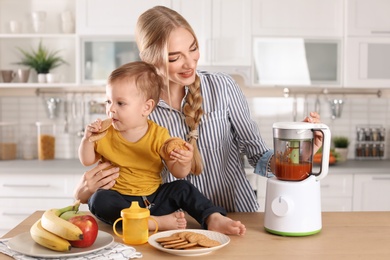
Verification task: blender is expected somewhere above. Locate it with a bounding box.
[264,122,331,236]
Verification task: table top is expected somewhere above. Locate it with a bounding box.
[2,211,390,259]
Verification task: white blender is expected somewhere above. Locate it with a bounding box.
[264,122,331,236]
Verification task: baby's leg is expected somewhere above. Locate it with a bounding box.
[149,211,187,231]
[206,213,246,235]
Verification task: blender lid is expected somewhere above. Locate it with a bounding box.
[273,122,326,130]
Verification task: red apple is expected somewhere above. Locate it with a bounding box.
[68,215,98,248]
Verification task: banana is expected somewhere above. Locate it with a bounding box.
[30,219,71,252]
[41,201,84,241]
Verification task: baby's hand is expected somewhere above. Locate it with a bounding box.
[84,119,103,138]
[170,142,193,164]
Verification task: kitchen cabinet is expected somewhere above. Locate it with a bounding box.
[320,173,353,211]
[76,0,171,35]
[353,174,390,211]
[344,37,390,88]
[347,0,390,36]
[0,160,87,237]
[0,0,78,87]
[173,0,251,67]
[251,0,344,37]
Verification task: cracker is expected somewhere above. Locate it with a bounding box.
[88,118,112,142]
[155,236,182,243]
[155,231,221,250]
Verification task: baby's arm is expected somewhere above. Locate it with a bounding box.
[78,119,103,166]
[165,142,193,178]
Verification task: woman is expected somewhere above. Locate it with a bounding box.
[74,6,323,214]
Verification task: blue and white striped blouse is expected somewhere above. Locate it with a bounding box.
[150,70,272,212]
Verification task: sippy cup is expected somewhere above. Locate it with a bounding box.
[113,201,158,245]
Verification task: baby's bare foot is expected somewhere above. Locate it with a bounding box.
[206,213,246,235]
[150,211,187,231]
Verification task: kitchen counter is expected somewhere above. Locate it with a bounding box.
[2,211,390,259]
[328,159,390,173]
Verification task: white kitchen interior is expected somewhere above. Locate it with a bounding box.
[1,0,390,237]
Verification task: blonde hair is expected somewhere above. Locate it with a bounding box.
[136,6,204,175]
[108,61,164,109]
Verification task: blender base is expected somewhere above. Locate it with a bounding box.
[264,227,321,237]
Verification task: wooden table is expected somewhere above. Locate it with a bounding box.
[2,211,390,259]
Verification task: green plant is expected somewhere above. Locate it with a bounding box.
[333,136,350,148]
[16,41,67,74]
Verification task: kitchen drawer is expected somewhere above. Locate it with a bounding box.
[320,174,353,197]
[0,198,76,237]
[0,173,75,198]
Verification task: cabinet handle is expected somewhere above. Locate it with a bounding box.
[372,177,390,181]
[321,184,330,188]
[3,184,51,188]
[2,212,31,216]
[371,31,390,34]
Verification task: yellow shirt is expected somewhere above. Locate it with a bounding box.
[95,120,170,196]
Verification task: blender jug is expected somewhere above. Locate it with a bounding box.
[273,122,331,181]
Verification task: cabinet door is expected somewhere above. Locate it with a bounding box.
[252,0,344,37]
[353,174,390,211]
[345,37,390,88]
[76,0,171,35]
[347,0,390,36]
[211,0,251,66]
[320,174,353,211]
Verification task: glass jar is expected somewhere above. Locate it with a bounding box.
[0,122,18,160]
[36,122,56,160]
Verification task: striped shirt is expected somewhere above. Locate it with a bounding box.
[149,70,271,212]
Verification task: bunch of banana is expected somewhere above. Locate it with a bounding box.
[30,201,84,252]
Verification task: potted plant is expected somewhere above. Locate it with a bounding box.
[15,41,67,83]
[333,136,350,162]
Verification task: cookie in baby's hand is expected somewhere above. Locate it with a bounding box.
[160,137,189,161]
[88,118,113,142]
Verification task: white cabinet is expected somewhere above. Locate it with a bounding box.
[172,0,251,67]
[320,174,353,211]
[0,0,78,87]
[76,0,171,35]
[347,0,390,36]
[252,0,344,37]
[353,174,390,211]
[344,37,390,88]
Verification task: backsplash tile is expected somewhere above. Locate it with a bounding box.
[0,93,388,161]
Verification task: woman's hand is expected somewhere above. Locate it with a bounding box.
[74,161,119,203]
[303,111,323,154]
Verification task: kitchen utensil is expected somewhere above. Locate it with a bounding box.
[264,122,331,236]
[329,99,344,119]
[1,70,16,83]
[45,97,61,119]
[17,69,30,83]
[113,201,158,245]
[64,100,69,133]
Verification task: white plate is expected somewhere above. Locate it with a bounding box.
[148,229,230,256]
[7,231,114,258]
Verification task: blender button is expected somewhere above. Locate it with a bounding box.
[271,196,294,216]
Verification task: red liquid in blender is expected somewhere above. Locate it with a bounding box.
[275,160,312,181]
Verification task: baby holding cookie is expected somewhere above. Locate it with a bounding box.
[78,61,246,236]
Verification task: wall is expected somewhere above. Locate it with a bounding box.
[0,85,389,161]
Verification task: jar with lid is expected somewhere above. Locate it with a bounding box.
[36,122,56,160]
[0,122,18,160]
